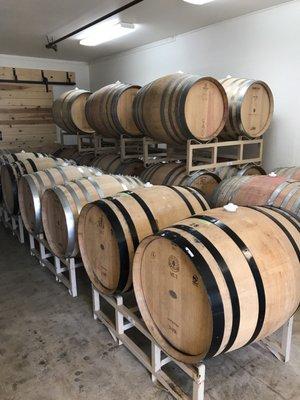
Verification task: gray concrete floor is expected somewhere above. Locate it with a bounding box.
[0,224,299,400]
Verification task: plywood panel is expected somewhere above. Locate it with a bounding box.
[15,68,42,81]
[0,67,14,80]
[0,79,57,152]
[0,124,56,135]
[0,98,53,107]
[0,83,53,93]
[43,70,75,83]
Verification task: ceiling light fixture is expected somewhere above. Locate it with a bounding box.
[182,0,215,5]
[80,21,135,46]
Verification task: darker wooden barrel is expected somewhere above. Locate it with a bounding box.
[214,164,266,180]
[0,151,46,165]
[73,152,96,166]
[140,162,220,198]
[211,176,300,217]
[0,152,47,203]
[273,167,300,181]
[78,185,210,295]
[51,146,79,160]
[52,89,94,135]
[220,77,274,139]
[133,206,300,364]
[18,165,102,235]
[133,73,228,144]
[92,154,144,176]
[1,157,67,215]
[42,175,144,258]
[85,83,142,138]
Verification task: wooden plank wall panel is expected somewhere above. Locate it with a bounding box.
[0,82,57,152]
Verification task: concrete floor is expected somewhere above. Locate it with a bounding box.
[0,225,299,400]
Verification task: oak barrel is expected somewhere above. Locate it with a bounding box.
[214,164,266,180]
[52,89,94,135]
[133,73,228,144]
[0,151,46,165]
[42,175,144,258]
[273,167,300,180]
[85,83,142,138]
[73,152,96,166]
[0,152,47,202]
[140,162,220,198]
[133,206,300,364]
[18,165,102,235]
[92,154,144,176]
[78,185,210,294]
[220,77,274,139]
[211,176,300,217]
[1,157,68,215]
[52,146,79,160]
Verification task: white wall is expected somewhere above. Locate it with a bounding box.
[89,1,300,171]
[0,54,90,144]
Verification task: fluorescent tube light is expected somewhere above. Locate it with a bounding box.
[182,0,215,4]
[80,22,135,46]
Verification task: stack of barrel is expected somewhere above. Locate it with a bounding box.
[3,71,297,377]
[52,74,275,199]
[52,85,145,178]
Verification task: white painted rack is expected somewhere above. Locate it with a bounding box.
[119,136,263,174]
[29,233,82,297]
[0,206,25,243]
[92,286,294,400]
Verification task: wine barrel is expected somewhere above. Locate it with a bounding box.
[220,77,274,139]
[52,89,94,135]
[85,83,142,138]
[273,167,300,181]
[1,157,68,215]
[42,175,144,258]
[140,162,220,198]
[211,176,300,217]
[133,73,228,144]
[78,185,210,295]
[51,146,78,160]
[133,206,300,364]
[0,152,47,202]
[74,152,96,166]
[18,165,102,235]
[214,164,266,180]
[92,154,144,176]
[0,151,46,165]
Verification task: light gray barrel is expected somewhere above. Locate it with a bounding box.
[41,175,144,258]
[18,165,102,234]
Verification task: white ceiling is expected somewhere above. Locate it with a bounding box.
[0,0,292,62]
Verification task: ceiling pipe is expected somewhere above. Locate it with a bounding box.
[45,0,144,51]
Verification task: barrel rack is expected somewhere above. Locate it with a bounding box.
[0,205,25,244]
[92,286,294,400]
[120,136,264,174]
[29,233,82,297]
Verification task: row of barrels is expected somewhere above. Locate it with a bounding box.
[0,149,299,366]
[53,74,274,143]
[1,149,298,220]
[20,169,300,363]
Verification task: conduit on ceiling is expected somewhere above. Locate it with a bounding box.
[45,0,144,51]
